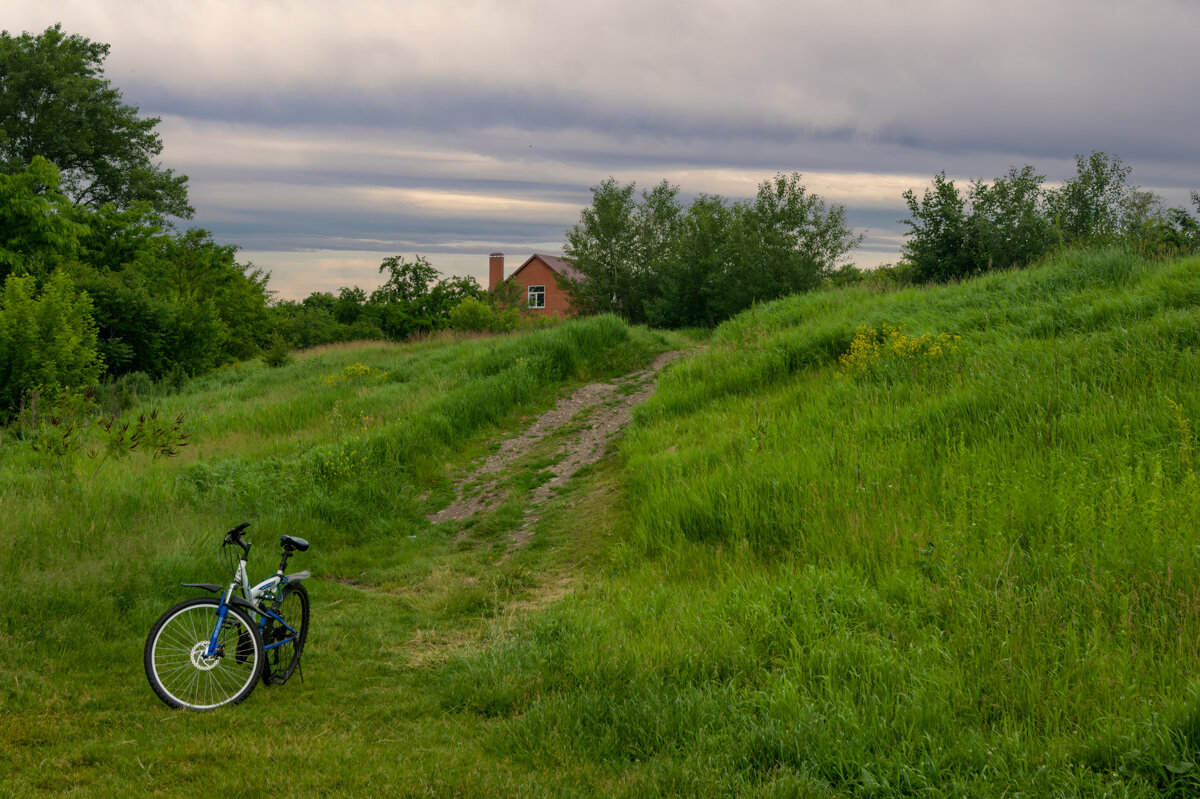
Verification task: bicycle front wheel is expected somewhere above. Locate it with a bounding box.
[144,598,264,711]
[262,583,309,685]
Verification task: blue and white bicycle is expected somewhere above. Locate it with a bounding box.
[144,522,311,711]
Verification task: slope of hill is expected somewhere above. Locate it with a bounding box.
[441,248,1200,796]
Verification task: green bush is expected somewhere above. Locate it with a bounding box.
[0,271,103,417]
[261,335,292,368]
[448,296,523,333]
[448,296,494,332]
[93,371,154,417]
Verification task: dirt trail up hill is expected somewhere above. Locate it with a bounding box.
[429,350,689,545]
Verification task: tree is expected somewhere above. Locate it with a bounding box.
[563,179,686,324]
[489,274,528,313]
[425,274,485,319]
[741,172,861,296]
[131,228,271,362]
[0,156,87,281]
[567,173,860,327]
[562,178,641,318]
[630,180,684,320]
[65,222,272,375]
[333,286,367,325]
[1119,189,1200,256]
[646,193,735,328]
[968,164,1054,271]
[1046,151,1132,244]
[361,254,486,339]
[902,166,1059,282]
[371,255,440,306]
[901,172,974,282]
[0,24,191,218]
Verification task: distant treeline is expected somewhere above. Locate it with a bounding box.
[6,150,1200,420]
[889,152,1200,284]
[560,152,1200,329]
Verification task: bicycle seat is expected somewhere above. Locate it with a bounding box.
[281,535,309,552]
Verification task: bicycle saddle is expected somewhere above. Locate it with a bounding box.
[281,535,309,552]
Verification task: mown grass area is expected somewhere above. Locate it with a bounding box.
[437,249,1200,796]
[0,315,684,795]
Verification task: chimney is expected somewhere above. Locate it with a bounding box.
[489,252,504,291]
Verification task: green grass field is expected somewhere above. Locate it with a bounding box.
[6,250,1200,796]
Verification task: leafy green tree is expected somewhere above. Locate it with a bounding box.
[71,200,164,273]
[569,173,859,328]
[360,255,485,339]
[448,295,523,333]
[268,298,380,349]
[901,171,974,283]
[425,274,485,319]
[0,156,87,281]
[968,165,1054,270]
[0,24,191,218]
[371,255,441,305]
[68,269,171,376]
[740,172,861,297]
[125,228,271,363]
[827,263,867,288]
[630,180,684,320]
[448,296,494,332]
[489,274,528,313]
[333,286,367,325]
[647,194,736,328]
[0,270,102,415]
[563,178,641,319]
[69,223,271,374]
[1046,151,1132,244]
[1166,204,1200,253]
[1120,189,1200,256]
[302,291,336,314]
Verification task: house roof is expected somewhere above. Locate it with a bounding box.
[511,253,582,283]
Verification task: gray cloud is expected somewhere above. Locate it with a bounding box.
[13,0,1200,297]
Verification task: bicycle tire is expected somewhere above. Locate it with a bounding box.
[144,597,264,711]
[261,583,309,686]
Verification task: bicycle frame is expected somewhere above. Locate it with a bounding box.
[204,550,300,658]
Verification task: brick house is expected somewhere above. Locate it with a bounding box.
[488,252,582,317]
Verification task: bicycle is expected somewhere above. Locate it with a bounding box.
[143,522,311,711]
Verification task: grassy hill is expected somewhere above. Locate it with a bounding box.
[5,249,1200,796]
[439,248,1200,796]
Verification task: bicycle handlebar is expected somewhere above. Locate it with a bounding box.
[224,522,251,553]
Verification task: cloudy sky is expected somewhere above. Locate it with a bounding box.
[10,0,1200,298]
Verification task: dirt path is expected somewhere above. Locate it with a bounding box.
[428,350,688,544]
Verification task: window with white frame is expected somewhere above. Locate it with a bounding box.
[528,285,545,308]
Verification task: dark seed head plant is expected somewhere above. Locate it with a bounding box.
[22,387,189,480]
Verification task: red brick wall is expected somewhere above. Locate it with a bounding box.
[510,258,575,317]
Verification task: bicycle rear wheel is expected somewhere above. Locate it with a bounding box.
[262,583,309,685]
[144,598,263,710]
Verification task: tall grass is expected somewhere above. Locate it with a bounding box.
[0,315,675,794]
[438,249,1200,796]
[10,250,1200,795]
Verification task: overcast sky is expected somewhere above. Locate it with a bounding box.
[10,0,1200,298]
